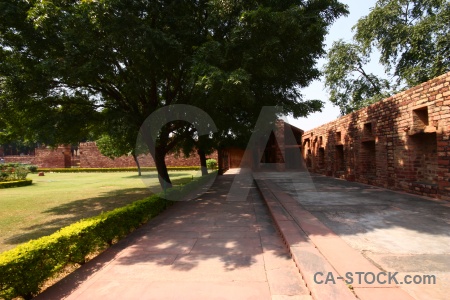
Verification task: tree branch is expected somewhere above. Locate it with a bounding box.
[355,62,380,92]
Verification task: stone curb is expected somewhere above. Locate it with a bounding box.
[254,179,355,300]
[254,178,417,300]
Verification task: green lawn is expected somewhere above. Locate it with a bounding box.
[0,171,199,253]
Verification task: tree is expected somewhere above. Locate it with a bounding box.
[355,0,450,86]
[324,40,391,115]
[0,0,348,188]
[169,132,214,176]
[95,111,145,176]
[96,134,143,175]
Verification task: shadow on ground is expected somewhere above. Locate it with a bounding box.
[3,172,196,247]
[4,187,150,246]
[35,174,297,300]
[259,171,450,239]
[255,170,450,300]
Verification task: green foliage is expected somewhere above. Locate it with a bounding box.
[355,0,450,86]
[0,172,216,299]
[0,141,35,156]
[26,165,38,173]
[0,163,30,181]
[0,195,168,299]
[95,114,147,163]
[324,0,449,114]
[95,135,129,159]
[0,179,32,189]
[13,166,29,180]
[37,167,201,173]
[324,40,392,114]
[206,159,218,170]
[0,170,7,182]
[0,0,348,188]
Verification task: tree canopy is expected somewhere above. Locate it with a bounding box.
[0,0,348,187]
[355,0,450,87]
[323,40,391,115]
[95,111,145,175]
[324,0,449,114]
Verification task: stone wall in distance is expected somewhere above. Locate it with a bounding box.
[4,146,68,168]
[78,142,218,168]
[3,143,218,169]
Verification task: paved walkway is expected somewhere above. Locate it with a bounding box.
[38,173,311,300]
[254,171,450,300]
[37,169,450,299]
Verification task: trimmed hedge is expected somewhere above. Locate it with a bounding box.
[0,172,217,300]
[36,166,201,173]
[0,196,168,299]
[0,180,32,189]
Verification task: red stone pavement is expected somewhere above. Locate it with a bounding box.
[253,171,448,300]
[37,173,312,300]
[254,178,416,300]
[38,169,439,300]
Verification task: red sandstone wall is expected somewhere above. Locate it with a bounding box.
[79,142,218,168]
[35,146,69,168]
[2,143,218,169]
[228,148,246,168]
[3,146,68,168]
[220,120,304,171]
[79,142,137,168]
[3,156,35,165]
[303,71,450,200]
[165,150,218,167]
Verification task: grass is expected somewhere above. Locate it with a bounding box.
[0,170,200,253]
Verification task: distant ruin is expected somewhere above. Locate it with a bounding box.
[1,143,217,169]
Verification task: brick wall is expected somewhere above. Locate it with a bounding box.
[2,142,218,169]
[78,142,218,168]
[36,146,70,168]
[303,71,450,200]
[3,156,35,165]
[229,148,246,168]
[220,120,304,172]
[78,142,137,168]
[3,146,68,168]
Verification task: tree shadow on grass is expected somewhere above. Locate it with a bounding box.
[35,176,293,300]
[4,187,151,247]
[3,173,198,248]
[125,171,197,180]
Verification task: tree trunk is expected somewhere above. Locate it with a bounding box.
[198,149,208,176]
[154,147,172,189]
[140,127,172,190]
[132,153,141,176]
[217,148,224,175]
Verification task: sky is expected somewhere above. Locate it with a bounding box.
[287,0,381,131]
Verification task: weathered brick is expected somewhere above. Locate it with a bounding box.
[303,71,450,199]
[3,143,218,169]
